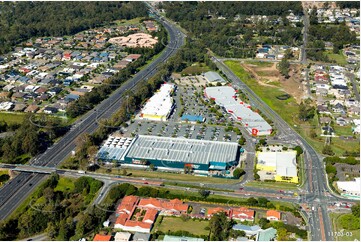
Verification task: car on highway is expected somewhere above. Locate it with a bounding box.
[279,190,285,193]
[144,182,148,184]
[239,187,244,190]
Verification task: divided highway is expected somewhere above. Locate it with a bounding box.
[0,11,185,220]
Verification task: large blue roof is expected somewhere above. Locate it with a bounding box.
[181,114,204,122]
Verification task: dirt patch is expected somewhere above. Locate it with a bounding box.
[243,62,305,103]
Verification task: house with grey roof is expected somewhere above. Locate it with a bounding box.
[132,232,150,241]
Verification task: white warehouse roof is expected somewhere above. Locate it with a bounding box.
[337,178,361,194]
[141,83,175,118]
[205,86,272,135]
[257,151,297,177]
[122,135,238,165]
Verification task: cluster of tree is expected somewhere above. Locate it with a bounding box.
[337,1,360,9]
[0,174,103,241]
[0,114,68,164]
[266,221,307,240]
[339,212,360,230]
[0,2,148,54]
[233,167,245,179]
[309,23,357,54]
[159,2,303,59]
[0,120,20,132]
[278,50,292,78]
[322,145,335,156]
[324,156,358,165]
[160,2,303,21]
[298,101,315,121]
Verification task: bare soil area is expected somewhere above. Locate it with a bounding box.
[243,62,304,103]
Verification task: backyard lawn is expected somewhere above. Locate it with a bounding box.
[325,51,347,66]
[152,216,209,236]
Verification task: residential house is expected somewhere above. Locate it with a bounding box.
[48,87,62,96]
[13,103,27,112]
[138,198,188,215]
[317,105,331,115]
[93,234,112,241]
[162,235,204,241]
[256,227,277,241]
[316,88,328,96]
[132,232,150,241]
[232,224,262,237]
[320,117,332,124]
[230,207,255,222]
[206,207,228,218]
[43,106,58,114]
[332,103,346,113]
[266,210,281,221]
[336,117,348,126]
[11,92,26,101]
[114,232,131,242]
[348,106,360,115]
[24,104,39,113]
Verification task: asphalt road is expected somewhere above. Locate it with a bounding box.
[0,8,185,221]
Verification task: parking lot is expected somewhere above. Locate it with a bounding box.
[123,120,238,142]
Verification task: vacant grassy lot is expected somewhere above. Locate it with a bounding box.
[54,177,75,193]
[330,213,360,241]
[245,61,273,67]
[325,51,347,66]
[0,112,26,124]
[180,64,211,75]
[0,169,9,188]
[153,216,209,236]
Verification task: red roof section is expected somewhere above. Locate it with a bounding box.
[138,198,188,212]
[143,208,158,223]
[231,207,255,219]
[207,207,229,217]
[266,210,281,220]
[93,234,111,241]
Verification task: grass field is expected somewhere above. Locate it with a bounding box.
[99,168,238,185]
[153,216,209,236]
[329,213,360,241]
[325,51,347,66]
[180,64,211,75]
[245,181,299,190]
[245,61,273,67]
[0,112,26,124]
[224,60,358,156]
[54,177,75,192]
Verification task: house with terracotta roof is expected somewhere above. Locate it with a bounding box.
[116,195,139,215]
[93,234,112,241]
[206,207,229,218]
[266,210,281,221]
[138,198,188,215]
[230,207,255,221]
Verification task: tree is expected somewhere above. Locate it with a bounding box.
[259,218,269,229]
[259,139,267,146]
[351,204,360,217]
[247,197,258,206]
[198,189,211,199]
[233,168,245,179]
[325,164,337,174]
[277,227,288,241]
[322,145,335,156]
[149,164,156,171]
[339,214,360,230]
[278,58,290,78]
[209,212,233,241]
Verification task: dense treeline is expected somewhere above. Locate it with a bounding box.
[337,1,360,9]
[66,24,168,118]
[160,2,303,58]
[160,2,303,21]
[0,2,148,54]
[0,174,103,241]
[0,114,68,164]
